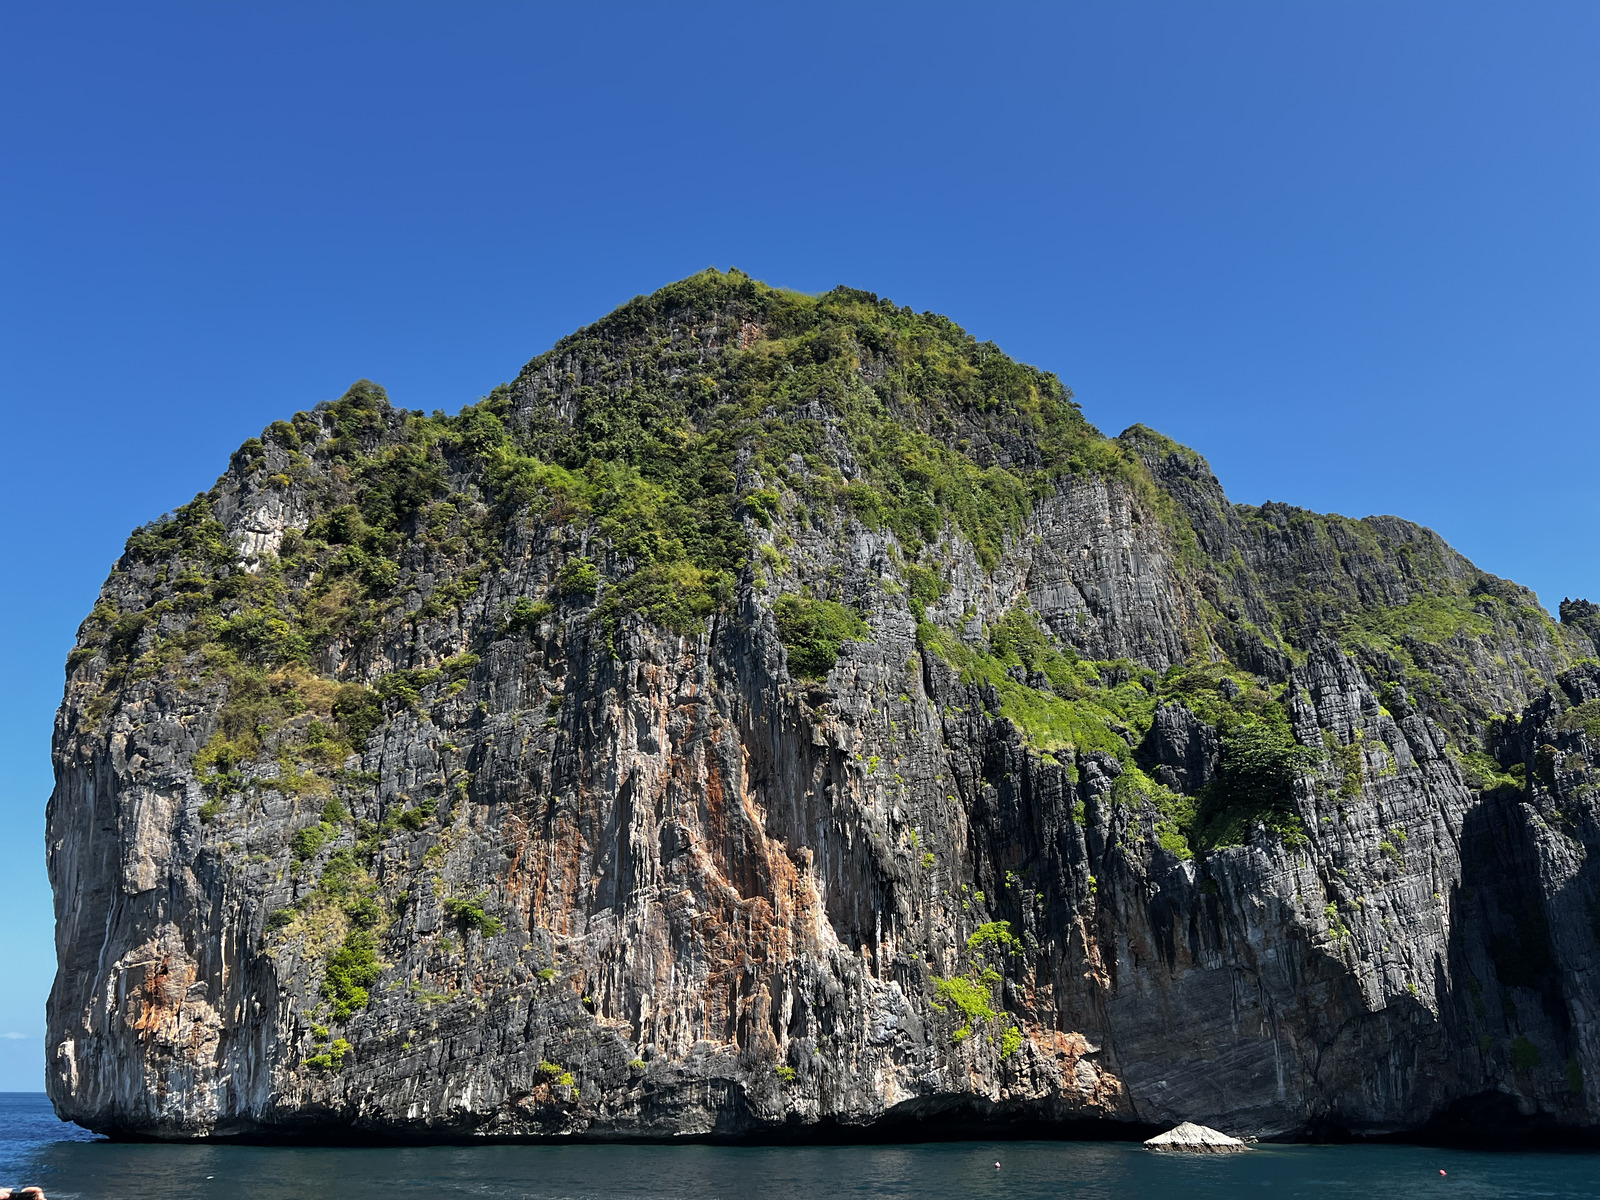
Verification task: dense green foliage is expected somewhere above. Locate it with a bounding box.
[88,269,1497,787]
[933,933,1026,1051]
[1212,500,1583,742]
[323,930,381,1021]
[304,1036,352,1072]
[1557,699,1600,744]
[773,595,870,679]
[934,975,997,1027]
[513,271,1114,571]
[1111,764,1197,859]
[443,891,505,936]
[1197,717,1319,847]
[263,838,389,1023]
[915,599,1320,851]
[966,921,1021,955]
[918,609,1154,760]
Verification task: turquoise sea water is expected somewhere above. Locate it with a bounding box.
[4,1093,1598,1200]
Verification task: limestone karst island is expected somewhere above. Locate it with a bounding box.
[47,270,1600,1145]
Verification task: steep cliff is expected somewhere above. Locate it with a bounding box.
[47,270,1600,1143]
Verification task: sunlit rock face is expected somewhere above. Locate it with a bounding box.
[46,271,1600,1143]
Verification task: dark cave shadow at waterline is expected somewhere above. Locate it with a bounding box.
[90,1100,1600,1150]
[98,1112,1163,1149]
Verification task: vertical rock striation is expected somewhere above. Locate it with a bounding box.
[46,271,1600,1142]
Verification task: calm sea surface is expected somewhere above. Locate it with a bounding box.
[4,1093,1599,1200]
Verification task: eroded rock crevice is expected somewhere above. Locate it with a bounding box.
[47,273,1600,1143]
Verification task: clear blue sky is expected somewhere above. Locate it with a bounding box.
[1,2,1595,1093]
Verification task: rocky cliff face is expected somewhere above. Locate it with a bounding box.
[46,270,1600,1143]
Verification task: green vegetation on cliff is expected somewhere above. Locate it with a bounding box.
[73,273,1204,834]
[53,269,1600,1142]
[773,595,870,679]
[66,268,1593,894]
[1198,717,1317,847]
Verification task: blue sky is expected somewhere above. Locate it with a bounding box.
[1,1,1595,1093]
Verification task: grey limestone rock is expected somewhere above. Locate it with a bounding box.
[43,283,1600,1145]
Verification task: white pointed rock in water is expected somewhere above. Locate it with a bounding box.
[1144,1122,1249,1153]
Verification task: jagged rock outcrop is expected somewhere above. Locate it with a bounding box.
[1145,1121,1248,1152]
[45,271,1600,1144]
